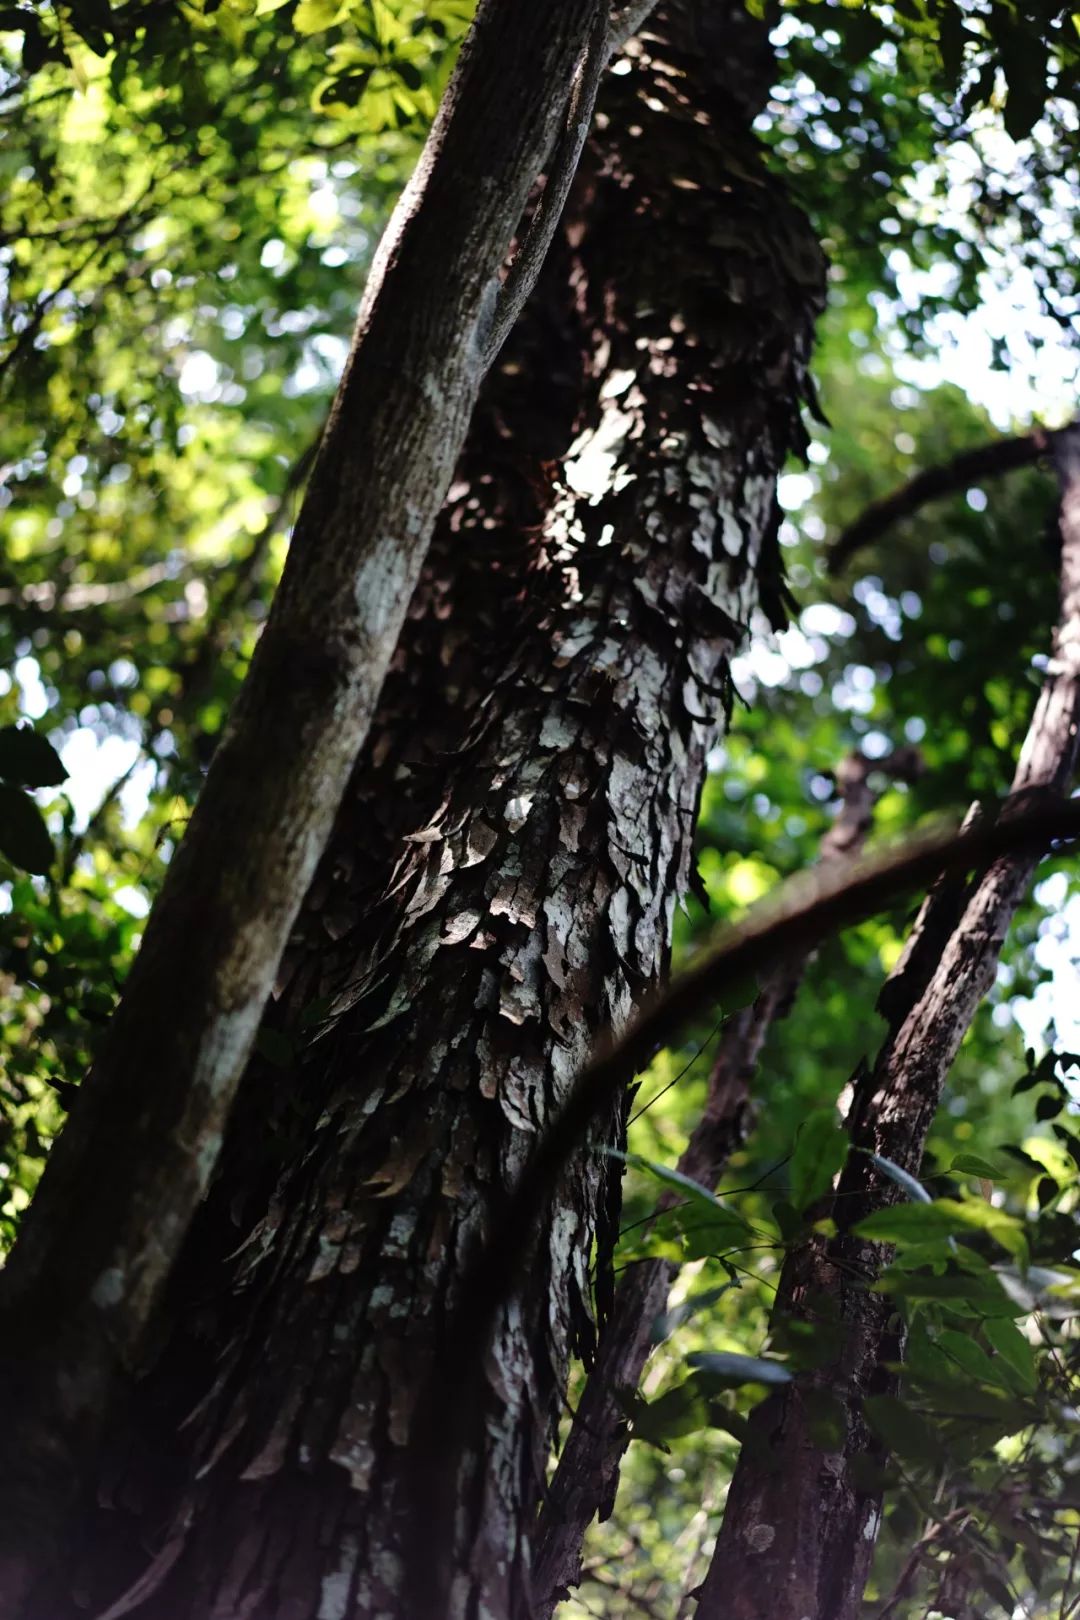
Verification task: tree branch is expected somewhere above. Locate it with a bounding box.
[413,789,1080,1568]
[483,0,660,366]
[826,430,1047,575]
[484,4,612,366]
[609,0,660,53]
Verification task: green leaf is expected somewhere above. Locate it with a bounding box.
[984,1318,1037,1394]
[688,1351,792,1387]
[789,1108,848,1212]
[294,0,341,32]
[0,784,56,874]
[631,1380,707,1449]
[876,1265,1022,1317]
[0,725,67,789]
[653,1283,739,1342]
[949,1154,1006,1181]
[854,1201,960,1244]
[933,1329,1003,1389]
[863,1394,941,1461]
[855,1197,1027,1261]
[609,1151,753,1231]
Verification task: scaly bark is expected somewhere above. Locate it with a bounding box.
[0,2,613,1602]
[698,425,1080,1620]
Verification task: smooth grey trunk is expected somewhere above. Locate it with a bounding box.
[697,424,1080,1620]
[0,0,620,1603]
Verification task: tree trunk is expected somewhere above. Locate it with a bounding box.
[0,2,613,1599]
[54,10,824,1619]
[698,425,1080,1620]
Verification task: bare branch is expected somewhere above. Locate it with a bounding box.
[826,430,1047,575]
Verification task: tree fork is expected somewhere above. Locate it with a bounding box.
[0,0,624,1603]
[696,424,1080,1620]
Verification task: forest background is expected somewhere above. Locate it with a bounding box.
[2,0,1080,1615]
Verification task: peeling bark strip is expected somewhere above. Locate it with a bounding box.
[0,0,618,1600]
[530,749,920,1614]
[50,11,824,1620]
[698,426,1080,1620]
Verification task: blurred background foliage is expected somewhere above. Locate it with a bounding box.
[2,0,1080,1614]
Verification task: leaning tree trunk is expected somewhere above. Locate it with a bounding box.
[0,9,617,1593]
[53,9,823,1619]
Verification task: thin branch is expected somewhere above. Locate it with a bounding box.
[826,430,1047,575]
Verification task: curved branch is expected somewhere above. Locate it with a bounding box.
[826,430,1047,575]
[413,792,1080,1522]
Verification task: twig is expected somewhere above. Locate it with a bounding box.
[826,431,1047,575]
